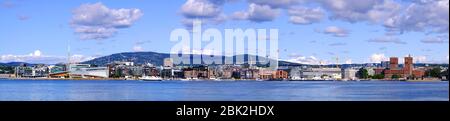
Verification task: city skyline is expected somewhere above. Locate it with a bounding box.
[0,0,449,64]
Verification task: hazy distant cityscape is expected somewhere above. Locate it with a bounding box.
[1,52,448,82]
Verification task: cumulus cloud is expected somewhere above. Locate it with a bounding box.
[319,26,350,37]
[0,50,94,64]
[367,36,407,44]
[32,50,41,57]
[132,45,144,52]
[179,0,232,28]
[384,0,449,33]
[287,55,328,65]
[412,55,427,63]
[345,59,353,64]
[70,2,143,40]
[370,53,388,63]
[231,3,280,22]
[288,7,324,25]
[311,0,401,23]
[247,0,301,8]
[181,0,222,18]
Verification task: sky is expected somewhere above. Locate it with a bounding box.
[0,0,448,64]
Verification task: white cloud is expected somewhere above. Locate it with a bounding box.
[132,45,144,52]
[180,0,230,28]
[229,11,246,20]
[248,0,301,8]
[345,59,352,64]
[0,50,95,64]
[368,36,407,44]
[384,0,449,33]
[288,7,324,25]
[70,2,143,40]
[231,3,280,22]
[181,0,222,18]
[413,55,427,63]
[70,55,97,63]
[421,35,449,44]
[321,26,349,37]
[311,0,401,23]
[370,53,388,63]
[287,55,329,65]
[32,50,41,57]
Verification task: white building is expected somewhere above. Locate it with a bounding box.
[69,64,109,78]
[301,68,342,80]
[342,68,358,80]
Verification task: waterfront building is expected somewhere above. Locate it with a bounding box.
[68,64,109,78]
[259,70,273,80]
[273,70,289,80]
[342,68,358,80]
[257,68,289,80]
[183,67,198,79]
[301,68,342,80]
[161,68,174,79]
[374,68,385,75]
[289,67,302,80]
[218,66,235,79]
[382,55,425,79]
[241,68,259,79]
[389,57,399,69]
[15,64,49,78]
[0,74,11,78]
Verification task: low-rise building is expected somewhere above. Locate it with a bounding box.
[301,68,342,80]
[69,64,109,78]
[342,68,358,80]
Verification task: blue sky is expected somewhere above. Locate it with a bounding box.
[0,0,448,64]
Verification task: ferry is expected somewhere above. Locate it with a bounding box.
[139,76,163,81]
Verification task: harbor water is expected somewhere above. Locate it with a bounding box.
[0,79,448,101]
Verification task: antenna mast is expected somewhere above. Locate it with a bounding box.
[67,40,71,65]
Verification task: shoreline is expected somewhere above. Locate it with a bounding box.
[1,78,446,82]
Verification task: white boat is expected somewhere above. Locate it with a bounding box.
[140,76,162,81]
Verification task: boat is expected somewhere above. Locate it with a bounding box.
[139,76,162,81]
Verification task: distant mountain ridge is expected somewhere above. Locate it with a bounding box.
[0,62,37,67]
[80,51,450,67]
[81,51,302,66]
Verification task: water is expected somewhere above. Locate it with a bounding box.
[0,79,448,101]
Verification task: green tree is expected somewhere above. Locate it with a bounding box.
[372,74,385,79]
[391,75,401,80]
[425,67,442,78]
[112,69,123,78]
[357,68,369,79]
